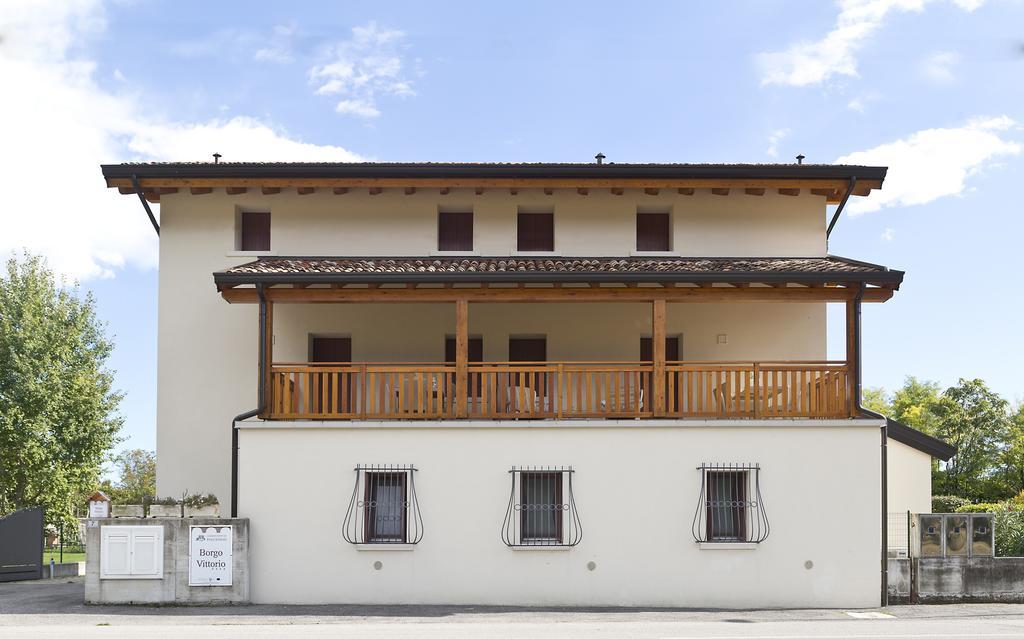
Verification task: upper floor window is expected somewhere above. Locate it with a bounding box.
[238,211,271,251]
[692,463,770,544]
[438,211,474,252]
[636,212,670,252]
[517,212,554,252]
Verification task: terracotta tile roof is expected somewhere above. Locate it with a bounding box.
[215,256,902,286]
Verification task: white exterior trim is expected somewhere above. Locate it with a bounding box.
[353,544,417,552]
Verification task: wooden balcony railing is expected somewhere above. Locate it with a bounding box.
[267,361,851,421]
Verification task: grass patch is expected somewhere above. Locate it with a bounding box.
[43,550,86,563]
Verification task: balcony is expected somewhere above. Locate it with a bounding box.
[267,360,851,420]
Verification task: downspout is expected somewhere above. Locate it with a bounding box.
[231,284,268,518]
[850,284,889,606]
[825,177,857,241]
[129,174,161,236]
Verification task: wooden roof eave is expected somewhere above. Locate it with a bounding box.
[216,281,896,304]
[107,177,882,204]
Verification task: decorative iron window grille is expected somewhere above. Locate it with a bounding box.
[691,463,770,544]
[343,465,423,545]
[502,466,582,547]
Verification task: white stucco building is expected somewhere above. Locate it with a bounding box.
[102,160,954,608]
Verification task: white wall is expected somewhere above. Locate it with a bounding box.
[887,440,933,514]
[156,188,832,503]
[273,302,826,363]
[238,420,883,608]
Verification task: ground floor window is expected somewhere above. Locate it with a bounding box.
[502,466,581,547]
[343,465,423,545]
[692,463,770,544]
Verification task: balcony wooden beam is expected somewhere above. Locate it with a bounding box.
[220,284,894,304]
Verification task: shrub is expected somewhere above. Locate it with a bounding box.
[953,500,1024,556]
[182,493,219,508]
[932,495,970,513]
[151,496,179,506]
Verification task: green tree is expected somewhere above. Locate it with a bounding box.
[106,449,156,505]
[932,379,1010,500]
[861,386,891,415]
[890,377,942,436]
[998,405,1024,497]
[0,253,123,529]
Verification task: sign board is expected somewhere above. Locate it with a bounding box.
[88,500,110,519]
[188,525,233,586]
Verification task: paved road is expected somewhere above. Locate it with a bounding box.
[4,578,1024,637]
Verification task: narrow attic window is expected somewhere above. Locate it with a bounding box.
[636,212,670,252]
[517,212,554,252]
[438,211,474,251]
[238,211,271,251]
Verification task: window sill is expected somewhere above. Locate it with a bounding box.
[697,542,759,550]
[226,251,277,258]
[509,544,573,552]
[353,543,416,551]
[630,250,679,257]
[429,251,480,257]
[511,251,561,257]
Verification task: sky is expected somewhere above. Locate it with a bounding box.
[1,0,1023,457]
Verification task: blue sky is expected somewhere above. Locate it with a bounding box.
[1,0,1023,457]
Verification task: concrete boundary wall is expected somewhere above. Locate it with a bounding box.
[85,518,249,605]
[888,557,1024,603]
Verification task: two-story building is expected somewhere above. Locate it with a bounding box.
[102,160,953,608]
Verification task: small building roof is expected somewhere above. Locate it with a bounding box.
[214,255,903,287]
[887,419,956,461]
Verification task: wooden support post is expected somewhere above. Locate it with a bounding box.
[262,299,274,417]
[652,299,666,417]
[846,298,858,417]
[455,299,469,418]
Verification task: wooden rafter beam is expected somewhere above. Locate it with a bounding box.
[333,187,349,195]
[439,187,450,195]
[219,284,895,304]
[262,187,281,195]
[226,187,248,195]
[296,187,315,195]
[404,187,416,195]
[711,188,730,196]
[744,188,766,196]
[778,188,800,196]
[645,188,659,196]
[678,188,694,196]
[369,187,383,195]
[577,188,589,196]
[610,188,624,196]
[475,187,484,195]
[190,187,213,195]
[107,176,884,204]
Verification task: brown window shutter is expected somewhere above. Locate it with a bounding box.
[517,213,554,252]
[636,213,670,251]
[240,212,271,251]
[438,212,473,251]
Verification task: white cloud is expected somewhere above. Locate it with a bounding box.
[847,90,882,112]
[920,50,960,83]
[765,128,791,157]
[253,23,297,64]
[757,0,985,87]
[0,0,363,281]
[881,227,895,241]
[309,22,415,118]
[836,116,1020,214]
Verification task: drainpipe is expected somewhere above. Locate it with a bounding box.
[825,177,857,241]
[849,284,889,606]
[129,174,161,236]
[231,284,268,518]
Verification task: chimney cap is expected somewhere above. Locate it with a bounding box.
[795,154,805,165]
[213,152,222,164]
[595,152,606,165]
